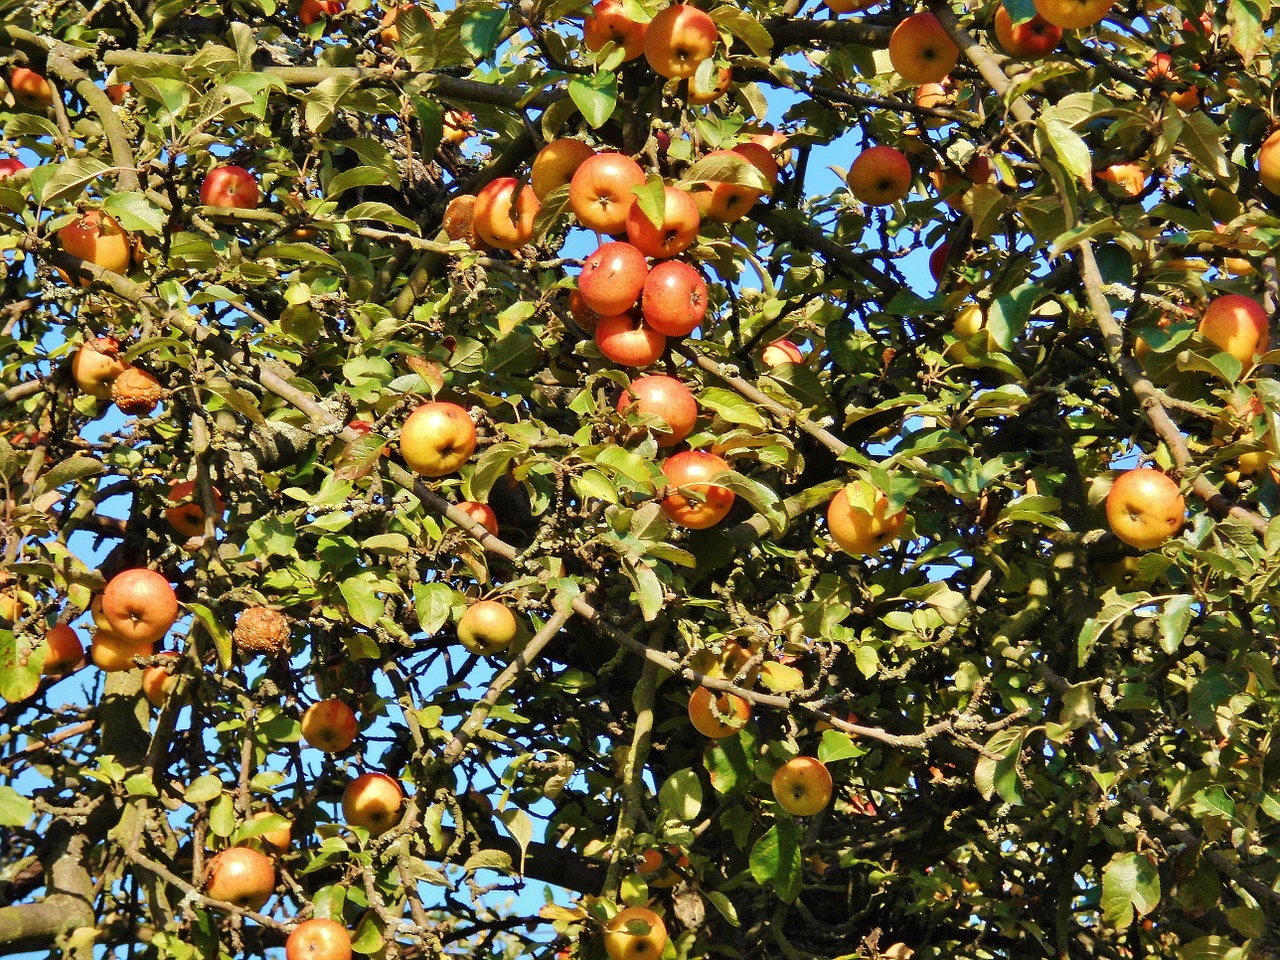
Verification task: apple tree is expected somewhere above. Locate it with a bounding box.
[2,0,1280,957]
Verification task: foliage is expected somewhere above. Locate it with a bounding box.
[1,0,1280,958]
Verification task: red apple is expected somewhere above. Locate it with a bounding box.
[625,185,701,259]
[596,314,667,367]
[642,260,708,337]
[0,158,26,180]
[993,6,1062,59]
[569,152,647,234]
[286,919,352,960]
[583,0,648,62]
[456,501,499,537]
[200,165,261,210]
[643,4,718,79]
[473,177,540,250]
[761,340,804,366]
[579,242,649,317]
[617,374,698,446]
[205,847,275,911]
[165,479,225,539]
[847,146,912,206]
[9,68,53,110]
[889,13,959,85]
[102,569,179,644]
[1198,294,1269,364]
[342,772,405,837]
[42,624,83,676]
[661,450,734,529]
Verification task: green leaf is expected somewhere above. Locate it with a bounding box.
[709,7,772,56]
[342,202,421,233]
[104,192,167,233]
[680,152,770,192]
[631,178,667,231]
[0,786,33,827]
[1179,112,1231,180]
[32,157,111,205]
[458,7,507,58]
[568,72,617,128]
[818,729,864,763]
[698,387,768,429]
[349,913,385,953]
[1159,595,1195,655]
[125,773,159,797]
[749,820,802,902]
[1101,851,1161,930]
[463,850,515,873]
[184,774,224,804]
[188,602,232,670]
[1226,0,1263,62]
[705,889,740,926]
[713,470,786,537]
[468,441,524,500]
[1037,117,1092,186]
[658,768,703,822]
[621,558,664,623]
[340,575,386,628]
[0,629,43,704]
[413,582,456,636]
[973,727,1026,805]
[34,455,104,497]
[498,808,533,873]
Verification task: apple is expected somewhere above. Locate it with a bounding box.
[342,771,405,837]
[569,152,647,234]
[762,339,804,366]
[1259,130,1280,195]
[103,569,179,644]
[889,13,959,85]
[643,4,718,79]
[473,177,540,250]
[947,303,998,360]
[596,313,667,367]
[1146,51,1199,110]
[205,847,275,911]
[689,145,776,222]
[165,479,225,539]
[42,624,84,676]
[301,698,359,752]
[72,337,129,399]
[1105,469,1185,550]
[617,374,698,447]
[0,587,33,623]
[687,686,750,738]
[442,109,475,145]
[58,210,132,277]
[929,241,952,283]
[0,158,26,179]
[250,810,293,853]
[625,186,700,259]
[604,906,667,960]
[378,4,414,45]
[1097,163,1147,197]
[771,755,833,816]
[233,606,291,656]
[106,82,130,104]
[532,139,596,201]
[1198,294,1269,364]
[1033,0,1112,29]
[200,165,260,210]
[91,630,154,672]
[111,367,164,415]
[299,0,345,25]
[286,919,352,960]
[641,260,708,337]
[914,78,962,128]
[688,64,732,104]
[568,288,604,334]
[847,145,912,206]
[660,450,734,529]
[827,481,906,555]
[929,154,991,212]
[579,242,649,316]
[140,652,180,706]
[457,600,519,655]
[441,194,485,250]
[456,501,499,537]
[9,68,53,110]
[400,401,477,477]
[636,845,689,888]
[993,6,1062,59]
[583,0,648,62]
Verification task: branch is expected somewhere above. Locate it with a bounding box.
[0,822,95,954]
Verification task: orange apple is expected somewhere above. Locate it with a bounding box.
[165,479,225,538]
[1033,0,1113,29]
[473,177,540,250]
[42,624,84,676]
[771,756,833,816]
[400,401,477,477]
[286,919,352,960]
[596,313,667,367]
[456,501,499,536]
[1105,469,1185,549]
[1146,51,1199,110]
[342,771,405,837]
[58,210,132,277]
[9,68,53,110]
[457,599,518,655]
[687,686,751,738]
[140,652,180,706]
[689,148,770,222]
[604,906,667,960]
[1258,130,1280,195]
[889,13,959,85]
[299,0,345,25]
[532,138,596,201]
[625,185,700,259]
[993,6,1062,59]
[660,450,734,529]
[847,145,912,206]
[0,587,33,623]
[1097,163,1147,197]
[71,337,129,399]
[1198,294,1269,364]
[569,152,647,234]
[827,481,906,555]
[250,810,293,853]
[200,165,260,210]
[102,569,179,644]
[636,845,690,888]
[106,82,130,104]
[617,374,698,447]
[91,630,154,672]
[762,339,804,366]
[643,4,718,79]
[583,0,648,62]
[205,847,275,911]
[301,699,359,752]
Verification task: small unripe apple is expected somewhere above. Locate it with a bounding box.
[457,600,518,656]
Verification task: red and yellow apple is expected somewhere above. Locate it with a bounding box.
[771,756,833,816]
[72,337,130,399]
[642,260,708,337]
[9,68,53,110]
[617,374,698,447]
[205,847,275,911]
[42,624,83,676]
[200,165,261,210]
[762,339,804,366]
[889,13,959,85]
[1105,469,1185,550]
[570,152,646,234]
[993,6,1062,59]
[643,4,718,79]
[457,599,519,655]
[165,479,225,538]
[532,138,596,201]
[1033,0,1113,29]
[583,0,648,62]
[687,686,751,738]
[827,481,906,555]
[400,401,477,477]
[625,186,700,259]
[604,906,667,960]
[301,699,359,753]
[342,772,404,837]
[848,145,912,206]
[579,242,649,316]
[58,210,132,277]
[1198,294,1269,364]
[596,314,667,367]
[473,177,540,250]
[286,919,352,960]
[102,568,179,644]
[660,451,734,529]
